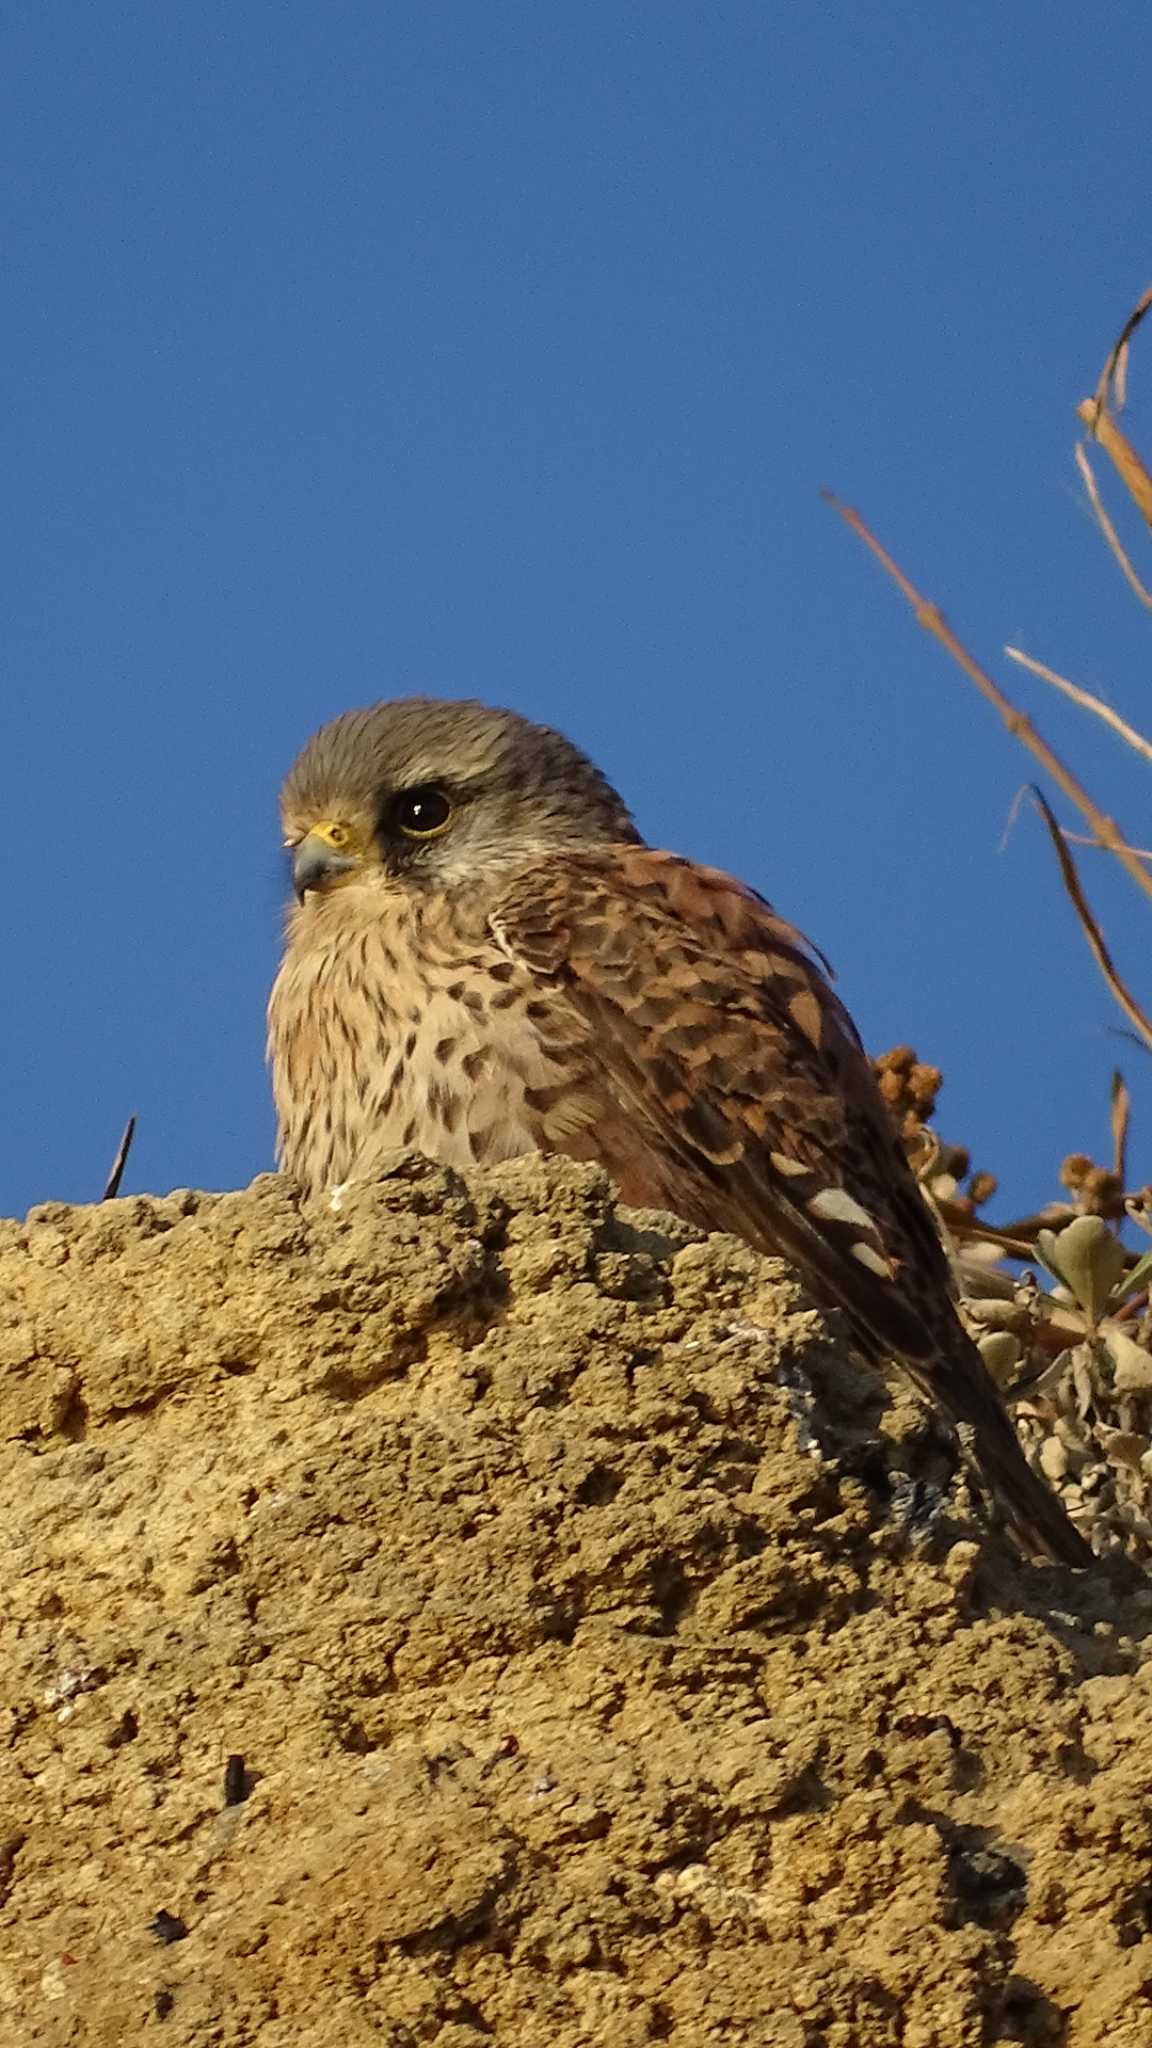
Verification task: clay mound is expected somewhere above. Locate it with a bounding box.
[2,1154,1152,2048]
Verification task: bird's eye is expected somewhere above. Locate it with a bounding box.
[391,785,453,840]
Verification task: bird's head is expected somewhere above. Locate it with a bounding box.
[280,697,641,902]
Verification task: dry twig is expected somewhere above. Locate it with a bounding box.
[1078,284,1152,534]
[1004,645,1152,766]
[823,492,1152,908]
[1062,830,1152,863]
[1025,788,1152,1052]
[1074,443,1152,611]
[100,1116,137,1202]
[1111,1069,1131,1186]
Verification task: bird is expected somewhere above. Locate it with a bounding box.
[267,696,1091,1568]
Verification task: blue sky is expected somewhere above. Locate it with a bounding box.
[4,1,1152,1220]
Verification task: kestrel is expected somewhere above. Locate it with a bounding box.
[268,697,1090,1568]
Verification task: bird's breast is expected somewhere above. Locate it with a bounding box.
[267,897,603,1198]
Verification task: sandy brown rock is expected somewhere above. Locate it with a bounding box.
[1,1153,1151,2047]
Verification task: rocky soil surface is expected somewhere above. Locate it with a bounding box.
[2,1153,1151,2047]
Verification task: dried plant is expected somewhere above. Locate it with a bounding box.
[100,1115,137,1202]
[843,290,1152,1559]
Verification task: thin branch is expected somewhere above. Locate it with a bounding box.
[938,1204,1053,1262]
[1077,397,1152,533]
[1092,282,1152,416]
[1111,1069,1131,1186]
[1074,443,1152,611]
[1027,788,1152,1052]
[971,1206,1076,1246]
[101,1116,137,1202]
[823,492,1152,906]
[1079,283,1152,544]
[1062,830,1152,863]
[1003,644,1152,765]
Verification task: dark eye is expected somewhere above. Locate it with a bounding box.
[391,785,453,840]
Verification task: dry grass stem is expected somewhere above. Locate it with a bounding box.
[100,1115,137,1203]
[1111,1069,1131,1185]
[1074,443,1152,610]
[1027,788,1152,1052]
[1077,400,1152,535]
[1091,282,1152,416]
[1078,284,1152,534]
[1062,831,1152,863]
[823,492,1152,907]
[1003,644,1152,765]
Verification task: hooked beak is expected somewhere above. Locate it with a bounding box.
[292,825,363,902]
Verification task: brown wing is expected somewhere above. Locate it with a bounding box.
[493,844,954,1368]
[494,845,1095,1569]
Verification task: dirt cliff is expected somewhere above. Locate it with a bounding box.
[2,1154,1151,2047]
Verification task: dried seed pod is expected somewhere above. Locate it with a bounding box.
[871,1046,943,1136]
[1060,1152,1125,1218]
